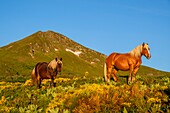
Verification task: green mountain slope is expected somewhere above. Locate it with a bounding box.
[0,31,106,82]
[0,30,169,82]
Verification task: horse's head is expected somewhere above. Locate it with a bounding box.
[142,43,151,59]
[55,57,63,72]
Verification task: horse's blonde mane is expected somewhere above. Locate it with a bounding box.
[129,44,142,58]
[48,58,63,70]
[48,59,57,69]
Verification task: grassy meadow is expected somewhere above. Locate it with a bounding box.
[0,73,170,113]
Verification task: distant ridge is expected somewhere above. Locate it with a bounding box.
[0,30,169,82]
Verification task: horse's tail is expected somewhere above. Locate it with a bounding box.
[104,62,107,82]
[34,63,39,77]
[32,63,40,85]
[31,67,36,85]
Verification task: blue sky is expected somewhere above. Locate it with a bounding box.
[0,0,170,72]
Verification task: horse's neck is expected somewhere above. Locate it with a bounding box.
[136,55,142,61]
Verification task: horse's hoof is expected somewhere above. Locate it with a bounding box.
[115,79,120,82]
[37,86,41,89]
[106,82,110,85]
[128,81,133,85]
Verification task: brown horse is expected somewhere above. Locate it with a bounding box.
[104,43,151,83]
[32,57,63,88]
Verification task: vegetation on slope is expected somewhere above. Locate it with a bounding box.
[0,74,170,112]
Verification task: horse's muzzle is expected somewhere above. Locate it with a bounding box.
[147,55,151,59]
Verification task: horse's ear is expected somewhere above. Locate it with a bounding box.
[60,58,62,61]
[55,58,58,61]
[142,42,145,47]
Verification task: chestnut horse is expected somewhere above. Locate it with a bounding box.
[32,57,63,88]
[104,43,151,83]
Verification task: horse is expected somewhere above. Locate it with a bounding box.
[31,57,63,88]
[104,42,151,84]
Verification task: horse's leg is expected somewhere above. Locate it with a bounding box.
[132,67,139,82]
[47,73,54,87]
[37,75,41,88]
[32,75,37,86]
[50,78,55,87]
[128,65,134,83]
[111,68,119,82]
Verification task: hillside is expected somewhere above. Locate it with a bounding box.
[0,30,169,82]
[0,31,106,82]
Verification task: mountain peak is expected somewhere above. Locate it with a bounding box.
[36,30,60,36]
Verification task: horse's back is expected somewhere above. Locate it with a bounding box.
[37,62,48,72]
[35,62,47,76]
[106,52,135,62]
[106,52,120,66]
[106,52,141,71]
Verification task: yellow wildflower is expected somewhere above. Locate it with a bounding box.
[155,92,162,97]
[161,86,168,90]
[122,102,131,107]
[147,98,156,103]
[73,77,79,81]
[0,86,7,90]
[0,96,6,105]
[42,80,50,84]
[54,77,71,83]
[147,97,160,103]
[14,82,22,85]
[42,86,46,90]
[0,81,6,85]
[23,79,32,86]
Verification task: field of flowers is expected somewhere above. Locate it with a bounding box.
[0,74,170,113]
